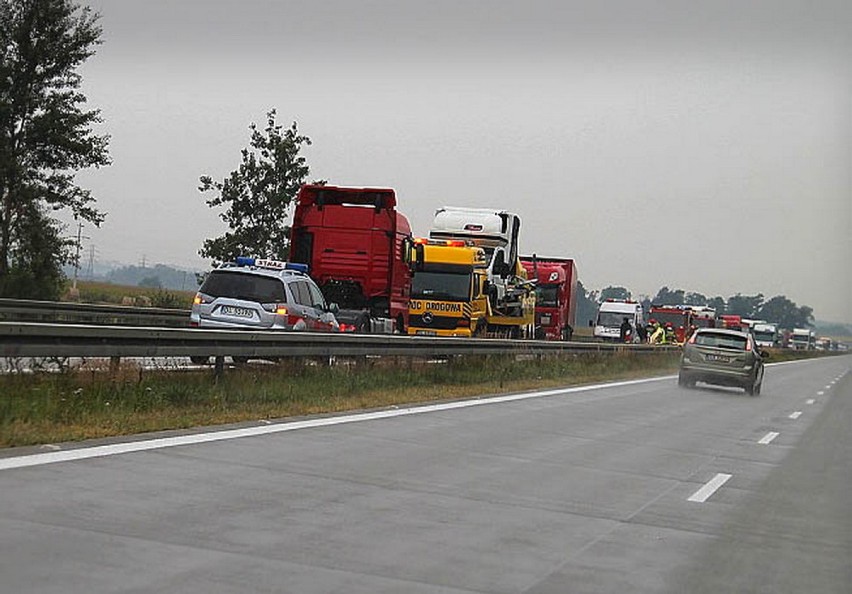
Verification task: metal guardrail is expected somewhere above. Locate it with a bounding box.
[0,298,190,327]
[0,322,678,360]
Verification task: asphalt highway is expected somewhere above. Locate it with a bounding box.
[0,355,849,593]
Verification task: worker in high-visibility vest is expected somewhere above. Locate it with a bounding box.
[649,320,665,344]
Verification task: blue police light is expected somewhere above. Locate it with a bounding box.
[235,256,256,267]
[285,262,309,274]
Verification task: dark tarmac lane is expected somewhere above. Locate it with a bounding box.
[0,355,849,593]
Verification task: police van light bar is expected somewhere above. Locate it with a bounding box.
[233,257,309,274]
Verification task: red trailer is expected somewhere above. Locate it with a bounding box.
[520,255,578,340]
[290,185,412,333]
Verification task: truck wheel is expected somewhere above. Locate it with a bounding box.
[190,356,210,365]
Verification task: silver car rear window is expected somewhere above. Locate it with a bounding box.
[200,270,287,303]
[694,332,747,350]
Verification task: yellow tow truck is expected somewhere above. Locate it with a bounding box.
[405,239,535,338]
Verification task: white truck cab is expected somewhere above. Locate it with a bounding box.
[429,207,522,309]
[593,299,645,342]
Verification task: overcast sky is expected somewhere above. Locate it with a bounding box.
[74,0,851,322]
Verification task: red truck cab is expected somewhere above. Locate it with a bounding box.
[520,256,578,340]
[290,185,412,333]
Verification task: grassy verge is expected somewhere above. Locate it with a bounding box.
[0,351,681,448]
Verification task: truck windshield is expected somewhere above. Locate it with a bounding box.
[649,311,686,327]
[753,331,776,342]
[535,284,559,307]
[411,271,471,301]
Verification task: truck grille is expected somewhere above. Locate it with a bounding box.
[409,314,462,330]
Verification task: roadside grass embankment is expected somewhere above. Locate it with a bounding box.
[0,351,682,448]
[63,280,195,309]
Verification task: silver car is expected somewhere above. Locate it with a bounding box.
[190,259,339,333]
[678,328,767,395]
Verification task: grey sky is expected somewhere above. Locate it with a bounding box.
[75,0,851,321]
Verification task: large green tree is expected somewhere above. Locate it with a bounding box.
[0,0,109,298]
[599,285,631,301]
[757,295,814,329]
[726,293,764,318]
[652,286,685,305]
[199,109,316,264]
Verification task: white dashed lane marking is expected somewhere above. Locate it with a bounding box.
[758,432,779,445]
[688,473,733,503]
[789,411,803,420]
[806,399,816,405]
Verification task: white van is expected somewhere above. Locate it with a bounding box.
[592,300,645,342]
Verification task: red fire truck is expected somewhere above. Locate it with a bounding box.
[648,304,693,344]
[717,314,744,331]
[290,185,413,333]
[520,256,578,340]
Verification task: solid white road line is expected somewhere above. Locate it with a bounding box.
[0,374,674,472]
[789,411,803,420]
[758,432,779,445]
[688,473,733,503]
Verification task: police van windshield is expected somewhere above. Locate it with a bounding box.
[411,272,471,301]
[597,311,632,327]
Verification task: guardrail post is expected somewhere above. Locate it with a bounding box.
[109,356,120,378]
[213,356,225,381]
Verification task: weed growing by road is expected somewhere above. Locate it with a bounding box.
[1,351,680,447]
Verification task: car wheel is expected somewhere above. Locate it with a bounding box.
[745,381,755,396]
[753,380,762,396]
[190,356,210,365]
[678,372,692,388]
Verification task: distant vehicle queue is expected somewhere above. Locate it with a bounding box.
[191,183,834,349]
[590,298,834,349]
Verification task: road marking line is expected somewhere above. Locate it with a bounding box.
[817,391,824,396]
[789,411,803,419]
[825,385,832,390]
[688,473,732,503]
[806,399,816,405]
[0,374,675,472]
[758,432,779,445]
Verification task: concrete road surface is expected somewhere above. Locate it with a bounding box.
[0,356,849,593]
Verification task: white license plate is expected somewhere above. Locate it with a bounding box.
[706,354,731,363]
[415,330,437,336]
[221,305,253,318]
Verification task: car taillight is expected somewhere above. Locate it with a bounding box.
[194,293,213,305]
[745,339,752,352]
[339,323,357,332]
[688,332,697,344]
